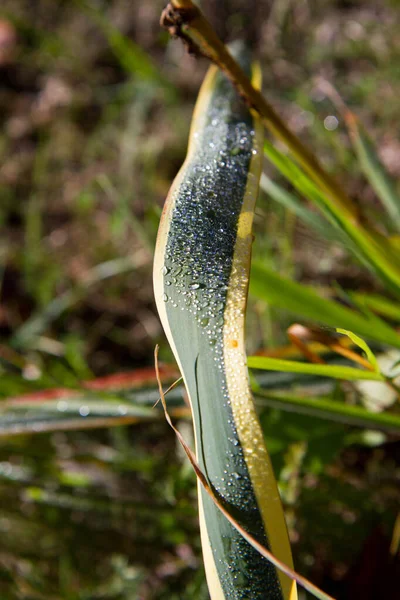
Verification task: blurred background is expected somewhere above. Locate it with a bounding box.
[0,0,400,598]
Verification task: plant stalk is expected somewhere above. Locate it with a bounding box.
[161,0,400,294]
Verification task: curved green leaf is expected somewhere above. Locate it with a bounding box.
[153,44,297,600]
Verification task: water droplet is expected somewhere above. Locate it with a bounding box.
[162,266,170,275]
[163,293,168,302]
[79,405,90,417]
[324,115,339,131]
[23,364,41,381]
[189,282,200,290]
[57,401,68,412]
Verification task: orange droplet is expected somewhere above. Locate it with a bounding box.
[0,19,17,66]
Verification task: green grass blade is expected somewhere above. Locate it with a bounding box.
[11,256,141,349]
[254,390,400,435]
[248,356,384,381]
[346,113,400,230]
[350,292,400,322]
[260,173,344,243]
[250,262,400,349]
[336,328,379,372]
[263,140,400,295]
[75,0,174,92]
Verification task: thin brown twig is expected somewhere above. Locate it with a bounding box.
[152,376,183,408]
[287,324,376,371]
[161,0,356,219]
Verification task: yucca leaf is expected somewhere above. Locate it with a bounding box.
[156,346,334,600]
[153,43,297,599]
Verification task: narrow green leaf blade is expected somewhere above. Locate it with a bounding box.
[263,140,400,295]
[0,394,158,437]
[75,0,174,92]
[350,292,400,322]
[154,46,297,598]
[248,356,384,381]
[346,114,400,230]
[336,328,379,372]
[255,390,400,434]
[12,256,140,349]
[260,174,341,242]
[250,262,400,349]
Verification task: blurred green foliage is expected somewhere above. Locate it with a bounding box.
[0,0,400,598]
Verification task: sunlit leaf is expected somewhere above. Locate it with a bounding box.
[250,263,400,349]
[350,292,400,322]
[255,390,400,435]
[260,173,343,242]
[336,328,379,372]
[345,112,400,231]
[248,356,384,381]
[263,139,400,295]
